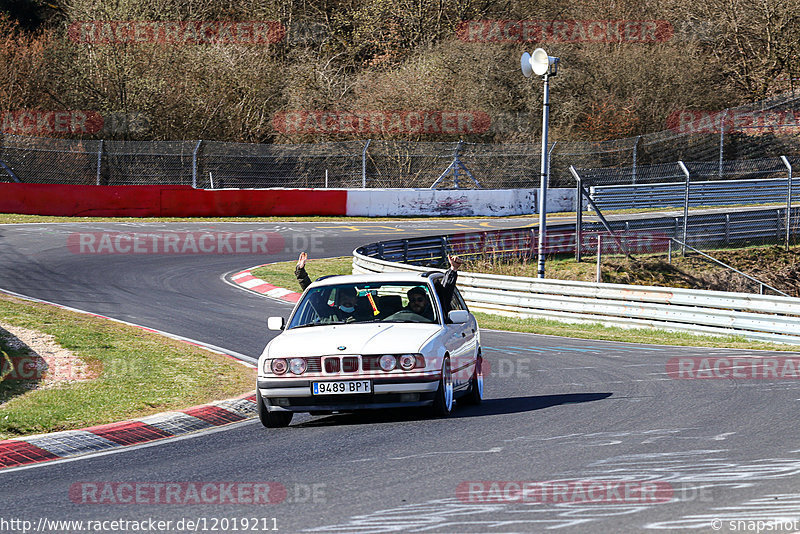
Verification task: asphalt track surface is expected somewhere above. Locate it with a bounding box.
[1,219,800,533]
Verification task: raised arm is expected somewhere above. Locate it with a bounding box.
[295,252,312,291]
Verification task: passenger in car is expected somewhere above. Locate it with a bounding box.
[295,252,462,321]
[436,254,462,319]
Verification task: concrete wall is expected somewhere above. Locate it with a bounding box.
[0,183,575,217]
[346,188,575,217]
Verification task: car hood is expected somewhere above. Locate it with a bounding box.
[267,323,441,357]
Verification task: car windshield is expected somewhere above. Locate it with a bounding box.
[287,282,438,328]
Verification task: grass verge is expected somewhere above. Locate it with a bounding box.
[249,256,797,351]
[0,293,255,439]
[251,256,354,293]
[0,213,535,225]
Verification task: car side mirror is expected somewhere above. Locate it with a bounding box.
[448,310,469,324]
[267,316,285,331]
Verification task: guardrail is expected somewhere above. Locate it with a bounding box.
[355,207,798,265]
[353,226,800,345]
[590,178,800,211]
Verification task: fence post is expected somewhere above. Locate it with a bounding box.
[781,155,792,251]
[574,170,582,262]
[0,160,20,182]
[362,139,371,188]
[678,161,690,255]
[96,139,104,185]
[719,109,727,178]
[725,214,730,245]
[192,140,203,188]
[547,141,556,187]
[632,135,640,184]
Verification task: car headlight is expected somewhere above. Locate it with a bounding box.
[289,357,307,375]
[271,358,288,375]
[379,354,397,371]
[399,354,416,370]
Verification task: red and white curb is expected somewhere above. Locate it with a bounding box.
[230,266,301,303]
[0,393,257,469]
[0,287,260,470]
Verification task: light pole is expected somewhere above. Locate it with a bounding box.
[521,48,558,278]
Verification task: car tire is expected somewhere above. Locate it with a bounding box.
[432,356,454,417]
[257,390,293,428]
[462,354,483,405]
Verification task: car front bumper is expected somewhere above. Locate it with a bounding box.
[257,377,440,412]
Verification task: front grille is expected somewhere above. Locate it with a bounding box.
[324,357,340,373]
[342,357,359,373]
[306,357,322,373]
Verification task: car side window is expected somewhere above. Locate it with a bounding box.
[450,288,467,312]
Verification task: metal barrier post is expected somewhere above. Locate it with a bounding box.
[781,155,792,251]
[678,161,690,255]
[632,135,640,184]
[192,140,203,188]
[596,234,602,283]
[362,139,371,188]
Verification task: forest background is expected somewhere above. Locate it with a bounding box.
[1,0,798,143]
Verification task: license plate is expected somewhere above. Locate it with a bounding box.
[312,380,371,395]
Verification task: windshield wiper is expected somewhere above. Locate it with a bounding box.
[291,320,346,329]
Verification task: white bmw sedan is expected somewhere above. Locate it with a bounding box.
[256,271,482,427]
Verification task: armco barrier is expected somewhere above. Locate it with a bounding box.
[0,183,348,217]
[590,178,800,211]
[353,247,800,345]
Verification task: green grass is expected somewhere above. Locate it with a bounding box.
[473,313,796,351]
[0,213,534,225]
[248,256,797,351]
[0,294,255,439]
[251,257,354,293]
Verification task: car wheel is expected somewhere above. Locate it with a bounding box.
[462,354,483,405]
[432,357,454,417]
[257,390,293,428]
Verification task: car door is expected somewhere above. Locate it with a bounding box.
[444,288,477,388]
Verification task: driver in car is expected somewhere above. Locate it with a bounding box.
[405,286,435,320]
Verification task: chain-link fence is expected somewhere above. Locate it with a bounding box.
[2,92,799,188]
[572,154,800,296]
[574,155,799,250]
